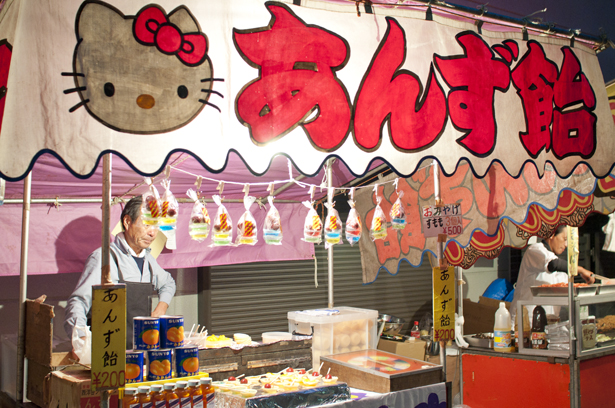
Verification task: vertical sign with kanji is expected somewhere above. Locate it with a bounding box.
[91,284,126,391]
[433,266,455,341]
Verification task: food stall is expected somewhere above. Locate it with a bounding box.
[0,0,614,407]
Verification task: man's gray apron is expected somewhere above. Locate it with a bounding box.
[111,250,156,349]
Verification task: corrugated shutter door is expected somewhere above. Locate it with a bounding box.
[208,242,434,339]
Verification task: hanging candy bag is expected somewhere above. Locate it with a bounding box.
[263,196,283,245]
[345,188,362,246]
[324,203,343,248]
[142,178,161,226]
[390,189,406,230]
[236,196,258,245]
[159,179,179,232]
[370,186,387,241]
[302,201,322,244]
[212,195,233,246]
[186,189,210,241]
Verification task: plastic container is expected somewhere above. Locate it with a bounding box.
[162,383,179,408]
[261,332,293,344]
[494,302,513,352]
[200,377,215,408]
[288,306,378,369]
[122,388,139,408]
[188,379,203,408]
[175,381,190,408]
[150,384,165,408]
[137,386,151,408]
[410,321,420,339]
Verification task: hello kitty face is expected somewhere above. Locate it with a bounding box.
[64,1,223,134]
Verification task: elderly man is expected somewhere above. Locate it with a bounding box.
[64,196,176,346]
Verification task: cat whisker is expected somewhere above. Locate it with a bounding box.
[199,99,221,112]
[64,86,87,95]
[69,99,89,113]
[201,89,223,98]
[61,72,85,77]
[201,78,224,83]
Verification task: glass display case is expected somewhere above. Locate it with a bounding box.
[516,286,615,358]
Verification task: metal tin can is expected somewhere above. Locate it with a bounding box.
[160,315,185,349]
[125,351,144,384]
[147,349,173,381]
[175,346,199,378]
[133,317,160,350]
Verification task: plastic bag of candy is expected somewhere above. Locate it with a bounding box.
[345,200,362,246]
[159,179,179,232]
[390,190,406,230]
[212,195,233,246]
[263,196,283,245]
[324,202,343,248]
[142,178,161,226]
[236,196,258,245]
[186,189,210,241]
[302,201,322,244]
[370,195,387,241]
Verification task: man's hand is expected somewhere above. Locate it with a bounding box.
[578,266,595,285]
[152,301,169,317]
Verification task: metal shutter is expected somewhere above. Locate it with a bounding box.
[206,243,433,339]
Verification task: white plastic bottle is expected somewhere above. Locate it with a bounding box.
[410,321,420,339]
[494,302,513,352]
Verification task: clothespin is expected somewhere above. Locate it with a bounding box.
[217,181,225,195]
[164,165,171,179]
[393,178,399,192]
[309,185,315,202]
[195,176,203,190]
[243,184,250,197]
[349,187,355,201]
[268,183,275,196]
[54,196,62,211]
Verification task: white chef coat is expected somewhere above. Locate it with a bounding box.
[510,241,568,324]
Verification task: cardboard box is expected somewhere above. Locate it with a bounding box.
[462,297,511,335]
[377,338,427,361]
[25,300,73,407]
[49,369,118,408]
[426,354,460,398]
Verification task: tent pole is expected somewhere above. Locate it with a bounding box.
[16,172,31,406]
[327,158,334,308]
[100,154,112,408]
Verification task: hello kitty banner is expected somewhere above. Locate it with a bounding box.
[0,0,613,181]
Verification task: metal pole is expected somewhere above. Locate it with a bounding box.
[16,172,31,406]
[100,154,112,408]
[327,159,334,309]
[457,266,464,404]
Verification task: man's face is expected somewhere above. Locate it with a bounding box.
[550,231,568,255]
[123,213,157,252]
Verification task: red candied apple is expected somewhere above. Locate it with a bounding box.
[325,374,332,379]
[286,368,294,373]
[298,369,306,374]
[264,383,272,389]
[240,378,248,384]
[312,372,319,377]
[228,376,236,381]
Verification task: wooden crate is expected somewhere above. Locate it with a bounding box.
[198,339,312,381]
[320,349,443,393]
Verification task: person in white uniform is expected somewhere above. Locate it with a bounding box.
[510,225,595,323]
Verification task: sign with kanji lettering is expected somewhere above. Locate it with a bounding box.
[433,266,455,341]
[0,0,614,182]
[567,226,579,277]
[91,284,126,391]
[421,204,463,238]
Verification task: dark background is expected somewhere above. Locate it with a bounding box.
[450,0,615,83]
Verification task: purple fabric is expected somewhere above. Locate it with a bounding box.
[0,201,314,276]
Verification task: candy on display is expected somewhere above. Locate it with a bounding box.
[186,189,210,241]
[324,202,343,248]
[212,195,233,246]
[142,178,162,226]
[345,200,362,246]
[159,179,179,231]
[370,194,387,241]
[390,190,406,230]
[302,201,322,244]
[236,195,258,245]
[263,196,283,245]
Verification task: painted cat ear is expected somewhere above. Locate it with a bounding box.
[76,2,125,41]
[167,6,200,34]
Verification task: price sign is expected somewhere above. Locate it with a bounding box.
[433,266,455,341]
[421,204,463,238]
[91,284,126,391]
